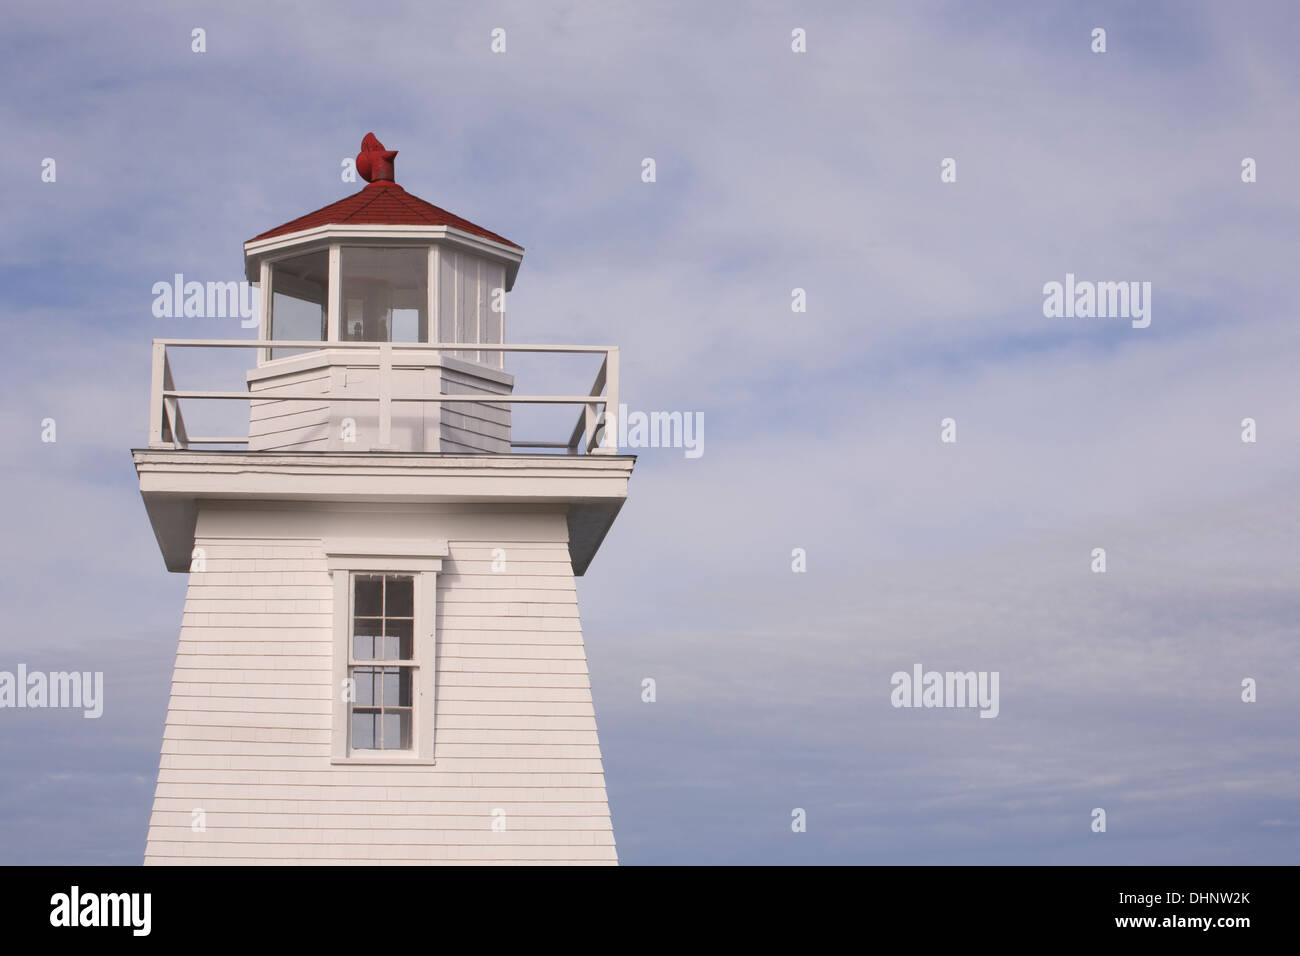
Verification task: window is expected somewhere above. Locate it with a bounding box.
[340,247,428,343]
[327,543,444,764]
[268,250,328,359]
[349,574,414,750]
[437,249,506,369]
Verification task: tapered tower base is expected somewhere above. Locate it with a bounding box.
[135,452,632,865]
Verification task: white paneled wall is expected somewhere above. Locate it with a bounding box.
[437,248,506,368]
[144,504,615,865]
[246,352,513,454]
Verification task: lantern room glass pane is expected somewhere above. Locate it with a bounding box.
[340,247,428,343]
[268,250,327,359]
[439,249,495,365]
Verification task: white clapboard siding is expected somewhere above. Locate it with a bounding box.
[336,364,440,452]
[246,354,512,454]
[248,369,331,451]
[440,365,511,453]
[144,523,616,866]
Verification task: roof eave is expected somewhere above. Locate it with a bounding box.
[242,224,525,289]
[132,450,633,575]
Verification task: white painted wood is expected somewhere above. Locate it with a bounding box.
[427,245,440,352]
[326,244,341,342]
[258,260,271,364]
[595,347,620,454]
[428,249,514,366]
[438,249,457,347]
[141,190,628,865]
[242,348,514,453]
[143,506,618,866]
[134,454,633,578]
[158,339,613,352]
[485,262,505,370]
[458,252,474,363]
[148,342,167,448]
[241,226,524,292]
[377,342,393,448]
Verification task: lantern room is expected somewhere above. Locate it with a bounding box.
[240,133,525,453]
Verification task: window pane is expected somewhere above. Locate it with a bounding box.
[354,575,383,616]
[269,250,328,359]
[382,710,411,750]
[385,576,414,617]
[343,297,363,341]
[384,619,413,661]
[391,309,420,343]
[352,619,381,658]
[340,247,428,343]
[380,667,413,707]
[354,666,377,706]
[351,709,377,750]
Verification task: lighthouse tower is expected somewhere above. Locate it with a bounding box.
[134,135,632,865]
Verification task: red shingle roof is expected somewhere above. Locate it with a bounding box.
[248,181,520,249]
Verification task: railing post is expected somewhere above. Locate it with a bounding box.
[583,401,597,455]
[376,342,394,450]
[161,351,188,450]
[148,341,167,449]
[597,346,619,454]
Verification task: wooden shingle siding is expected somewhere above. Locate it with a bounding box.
[144,510,615,866]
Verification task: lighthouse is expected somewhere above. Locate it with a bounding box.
[134,135,633,864]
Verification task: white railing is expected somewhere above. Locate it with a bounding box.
[147,339,619,455]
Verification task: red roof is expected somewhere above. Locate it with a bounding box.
[248,181,520,248]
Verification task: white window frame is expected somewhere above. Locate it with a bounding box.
[326,540,445,765]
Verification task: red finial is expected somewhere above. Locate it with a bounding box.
[356,133,398,183]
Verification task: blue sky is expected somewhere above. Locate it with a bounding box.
[1,0,1297,863]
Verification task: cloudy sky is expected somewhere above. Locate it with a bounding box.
[1,0,1297,864]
